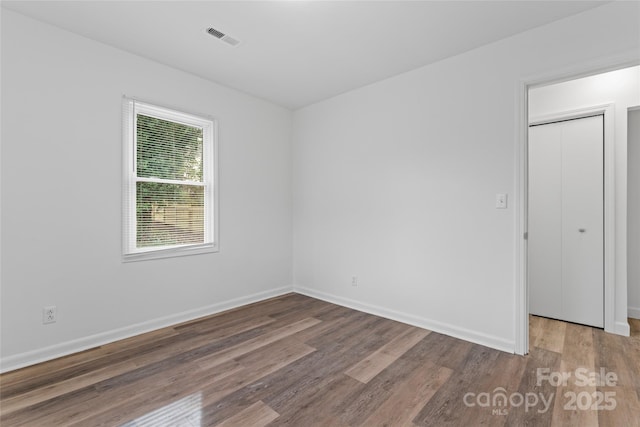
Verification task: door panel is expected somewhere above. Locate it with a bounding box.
[561,116,603,327]
[529,123,563,320]
[529,115,604,328]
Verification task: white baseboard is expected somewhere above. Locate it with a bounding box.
[294,286,515,354]
[0,286,293,373]
[628,306,640,320]
[614,320,631,336]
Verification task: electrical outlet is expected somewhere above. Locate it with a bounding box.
[43,306,57,324]
[351,275,358,286]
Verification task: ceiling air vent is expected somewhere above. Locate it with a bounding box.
[206,27,241,47]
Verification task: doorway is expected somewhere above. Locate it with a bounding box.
[516,64,640,355]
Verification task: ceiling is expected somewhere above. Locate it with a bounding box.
[2,1,607,109]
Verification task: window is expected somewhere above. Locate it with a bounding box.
[123,98,217,261]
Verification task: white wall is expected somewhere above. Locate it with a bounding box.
[0,10,293,371]
[629,108,640,319]
[529,66,640,324]
[292,2,640,351]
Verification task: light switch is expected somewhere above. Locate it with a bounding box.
[496,193,508,209]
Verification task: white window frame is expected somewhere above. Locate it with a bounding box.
[122,97,218,262]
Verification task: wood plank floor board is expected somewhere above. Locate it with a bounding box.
[621,326,640,400]
[0,386,104,427]
[189,317,321,370]
[533,316,567,354]
[550,323,598,427]
[630,318,640,336]
[193,322,374,424]
[259,317,406,413]
[345,327,430,384]
[189,339,319,426]
[173,314,276,339]
[4,358,244,427]
[337,337,449,426]
[528,315,543,348]
[197,316,406,425]
[444,350,528,426]
[266,362,365,423]
[405,331,474,372]
[412,343,503,426]
[311,303,355,322]
[166,332,320,425]
[95,360,240,426]
[252,372,364,427]
[265,297,333,321]
[593,327,640,427]
[293,310,364,343]
[267,304,336,328]
[359,360,453,427]
[78,339,315,427]
[593,326,638,390]
[503,346,562,427]
[288,317,346,344]
[302,311,386,349]
[215,401,279,427]
[1,297,639,427]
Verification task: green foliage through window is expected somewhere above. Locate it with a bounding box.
[136,114,203,181]
[135,114,205,248]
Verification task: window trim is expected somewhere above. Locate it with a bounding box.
[122,97,219,262]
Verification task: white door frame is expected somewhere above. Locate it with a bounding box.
[514,52,639,355]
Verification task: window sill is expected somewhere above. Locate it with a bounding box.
[122,243,218,262]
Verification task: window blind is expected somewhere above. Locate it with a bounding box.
[135,114,205,248]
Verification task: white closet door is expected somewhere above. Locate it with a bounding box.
[529,115,604,328]
[529,122,563,320]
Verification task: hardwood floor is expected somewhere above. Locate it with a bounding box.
[1,294,639,426]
